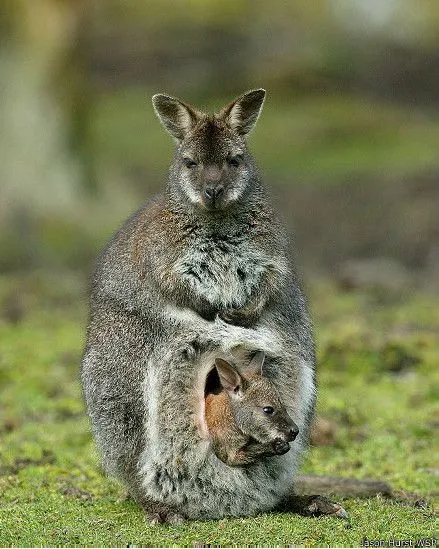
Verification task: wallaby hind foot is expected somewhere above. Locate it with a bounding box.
[278,494,349,519]
[140,498,186,526]
[218,296,266,327]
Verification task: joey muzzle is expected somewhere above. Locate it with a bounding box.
[272,421,299,455]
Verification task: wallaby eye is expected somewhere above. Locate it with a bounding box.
[183,157,197,168]
[263,406,275,415]
[228,154,243,168]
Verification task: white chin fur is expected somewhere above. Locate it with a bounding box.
[181,173,248,207]
[181,173,203,205]
[226,175,247,204]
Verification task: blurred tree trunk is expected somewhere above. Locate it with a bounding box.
[0,0,93,270]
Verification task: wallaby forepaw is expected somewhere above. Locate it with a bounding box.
[219,308,257,328]
[305,495,349,519]
[181,337,203,361]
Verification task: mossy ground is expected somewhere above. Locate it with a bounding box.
[0,273,437,547]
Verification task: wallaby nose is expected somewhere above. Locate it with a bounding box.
[204,186,224,202]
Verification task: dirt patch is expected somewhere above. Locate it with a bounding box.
[310,416,337,446]
[59,485,93,501]
[274,173,439,279]
[0,417,20,435]
[379,341,421,373]
[0,449,56,475]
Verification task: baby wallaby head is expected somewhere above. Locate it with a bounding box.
[152,89,266,212]
[214,351,299,446]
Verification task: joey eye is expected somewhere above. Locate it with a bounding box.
[183,157,197,168]
[263,406,275,415]
[228,154,243,168]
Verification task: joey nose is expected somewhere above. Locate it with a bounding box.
[287,424,299,442]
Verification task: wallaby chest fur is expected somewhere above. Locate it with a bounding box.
[81,89,316,521]
[96,193,287,317]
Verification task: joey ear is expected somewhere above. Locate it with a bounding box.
[220,88,266,136]
[152,94,203,141]
[214,358,243,394]
[245,350,265,377]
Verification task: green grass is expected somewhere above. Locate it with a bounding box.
[0,274,437,547]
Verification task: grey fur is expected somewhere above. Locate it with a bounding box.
[81,89,316,522]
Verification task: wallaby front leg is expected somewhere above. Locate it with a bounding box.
[218,269,276,327]
[219,295,266,328]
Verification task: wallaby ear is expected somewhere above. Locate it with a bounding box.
[214,358,243,395]
[152,93,203,141]
[245,350,265,378]
[220,89,266,136]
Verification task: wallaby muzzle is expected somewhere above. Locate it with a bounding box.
[273,423,298,454]
[203,185,225,208]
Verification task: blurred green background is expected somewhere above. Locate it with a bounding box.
[0,1,438,546]
[1,0,438,281]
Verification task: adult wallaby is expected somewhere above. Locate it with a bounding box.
[205,351,299,467]
[81,89,342,524]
